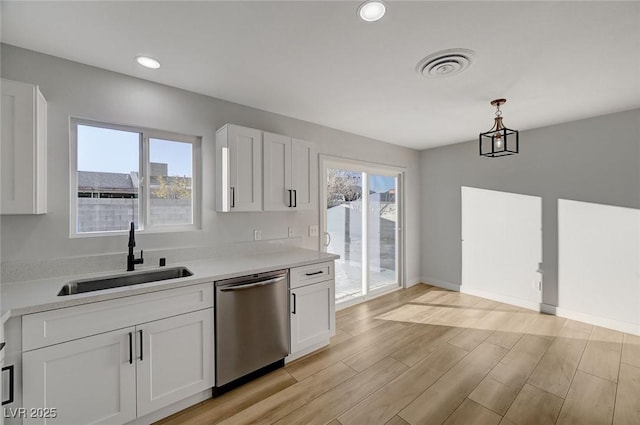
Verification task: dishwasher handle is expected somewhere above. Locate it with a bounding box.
[219,277,283,292]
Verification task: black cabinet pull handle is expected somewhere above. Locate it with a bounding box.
[305,271,323,276]
[293,190,297,208]
[288,189,292,208]
[2,365,14,406]
[139,330,144,361]
[230,187,236,208]
[292,293,296,314]
[128,332,133,364]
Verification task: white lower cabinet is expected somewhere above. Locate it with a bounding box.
[290,280,334,355]
[289,262,335,359]
[136,309,213,417]
[22,308,214,425]
[22,327,137,425]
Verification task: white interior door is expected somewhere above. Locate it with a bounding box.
[461,186,542,309]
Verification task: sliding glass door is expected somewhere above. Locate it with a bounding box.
[368,174,398,292]
[321,158,403,306]
[326,168,364,301]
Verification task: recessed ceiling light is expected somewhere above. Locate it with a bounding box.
[358,1,386,22]
[135,55,160,69]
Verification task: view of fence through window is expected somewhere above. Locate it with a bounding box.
[326,168,398,302]
[76,124,193,233]
[149,138,193,226]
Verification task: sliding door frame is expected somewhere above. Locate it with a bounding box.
[319,155,406,308]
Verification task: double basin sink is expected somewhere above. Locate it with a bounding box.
[58,266,193,296]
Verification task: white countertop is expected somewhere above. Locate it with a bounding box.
[2,248,338,318]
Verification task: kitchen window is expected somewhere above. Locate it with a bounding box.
[70,119,201,236]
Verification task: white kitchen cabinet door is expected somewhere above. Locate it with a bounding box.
[136,309,214,417]
[290,280,334,355]
[1,79,47,215]
[263,132,292,211]
[263,134,317,211]
[216,124,262,212]
[2,317,22,425]
[291,138,317,211]
[22,327,136,425]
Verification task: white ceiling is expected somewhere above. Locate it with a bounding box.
[2,1,639,150]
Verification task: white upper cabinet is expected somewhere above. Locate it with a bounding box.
[290,138,317,210]
[263,132,317,211]
[263,132,292,211]
[1,79,47,214]
[216,124,263,212]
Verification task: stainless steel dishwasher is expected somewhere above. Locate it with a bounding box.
[214,269,289,390]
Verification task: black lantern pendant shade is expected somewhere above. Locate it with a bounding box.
[479,99,519,158]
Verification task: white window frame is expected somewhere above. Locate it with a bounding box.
[69,118,202,237]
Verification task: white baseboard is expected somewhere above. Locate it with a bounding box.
[418,280,640,337]
[459,286,541,312]
[553,306,640,336]
[421,276,460,292]
[406,276,422,287]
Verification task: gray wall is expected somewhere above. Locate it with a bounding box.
[0,45,422,284]
[419,108,640,306]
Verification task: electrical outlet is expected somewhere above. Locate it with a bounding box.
[288,227,295,238]
[309,225,319,236]
[254,230,262,241]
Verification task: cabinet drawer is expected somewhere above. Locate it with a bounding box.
[22,283,213,351]
[290,262,334,289]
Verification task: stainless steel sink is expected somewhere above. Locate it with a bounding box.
[58,267,193,296]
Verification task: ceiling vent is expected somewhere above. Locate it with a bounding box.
[416,48,475,78]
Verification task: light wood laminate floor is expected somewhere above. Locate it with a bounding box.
[155,284,640,425]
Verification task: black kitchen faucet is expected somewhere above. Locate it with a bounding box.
[127,221,144,271]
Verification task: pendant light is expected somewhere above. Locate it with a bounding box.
[479,99,519,157]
